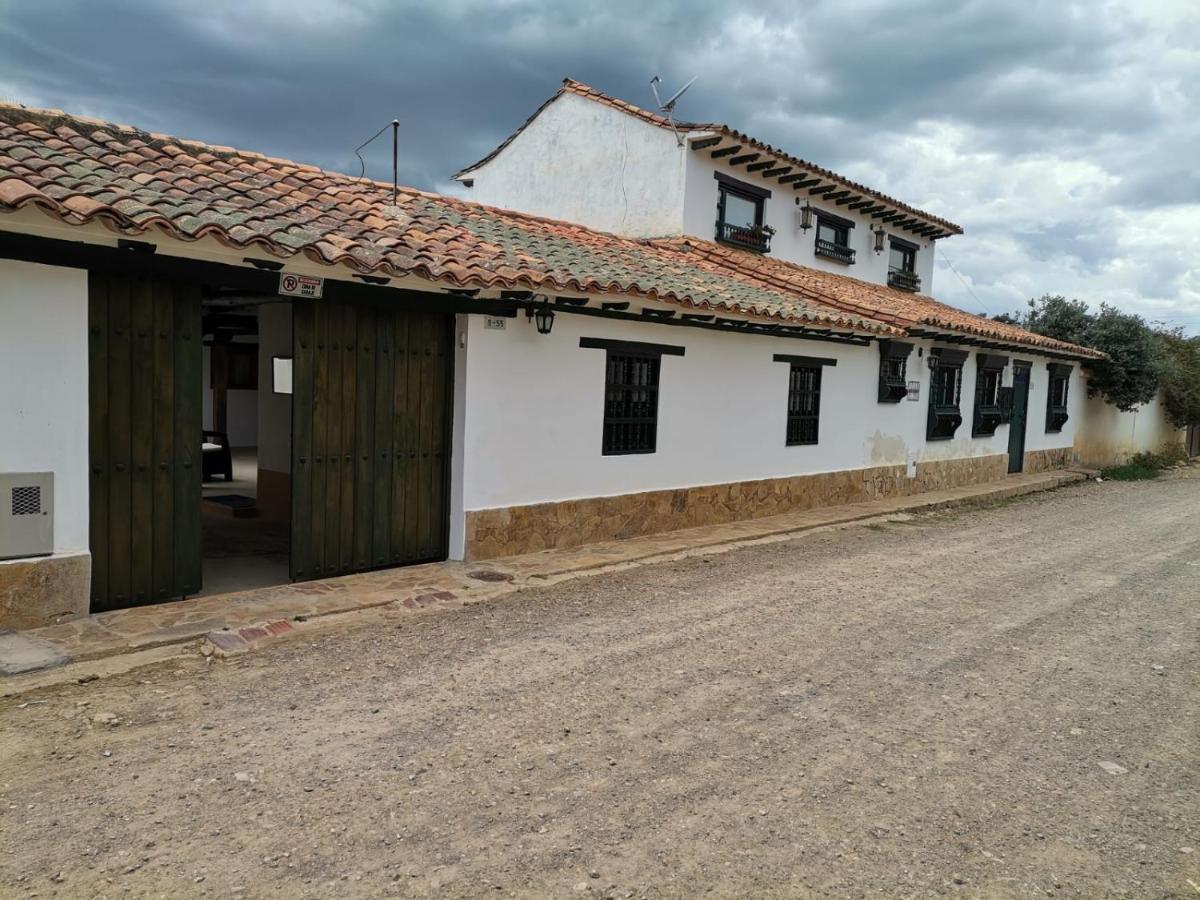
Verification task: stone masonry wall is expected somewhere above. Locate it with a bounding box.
[464,453,1012,560]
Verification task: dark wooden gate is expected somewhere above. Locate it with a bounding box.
[88,274,203,612]
[290,301,451,582]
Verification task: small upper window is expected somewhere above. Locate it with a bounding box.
[888,238,920,291]
[715,174,772,253]
[815,213,855,265]
[1046,364,1072,432]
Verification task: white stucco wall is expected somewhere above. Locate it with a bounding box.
[456,312,1071,516]
[1076,388,1183,467]
[0,259,90,553]
[201,341,259,448]
[682,152,938,292]
[463,92,688,237]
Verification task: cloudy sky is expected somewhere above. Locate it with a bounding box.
[2,0,1197,332]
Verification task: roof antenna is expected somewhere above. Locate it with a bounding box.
[650,75,697,146]
[353,118,402,208]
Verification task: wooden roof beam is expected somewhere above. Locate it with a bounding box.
[824,190,851,202]
[729,152,761,166]
[776,171,807,184]
[808,184,836,196]
[763,165,792,178]
[711,144,742,159]
[848,199,876,210]
[745,160,773,172]
[835,194,864,206]
[689,136,722,151]
[794,178,822,190]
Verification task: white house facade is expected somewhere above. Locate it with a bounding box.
[0,89,1180,631]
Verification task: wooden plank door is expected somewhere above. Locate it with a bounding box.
[1007,363,1031,474]
[290,301,451,582]
[88,274,202,612]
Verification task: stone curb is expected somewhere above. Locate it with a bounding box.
[1,471,1086,683]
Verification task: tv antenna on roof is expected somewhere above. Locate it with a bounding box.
[650,75,697,146]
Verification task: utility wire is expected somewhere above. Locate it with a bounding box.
[937,247,991,317]
[353,120,395,181]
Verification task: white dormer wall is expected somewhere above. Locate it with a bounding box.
[463,92,939,293]
[463,92,689,238]
[681,149,937,292]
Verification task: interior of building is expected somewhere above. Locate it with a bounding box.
[200,297,293,596]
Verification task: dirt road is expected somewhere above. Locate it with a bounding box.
[2,474,1197,898]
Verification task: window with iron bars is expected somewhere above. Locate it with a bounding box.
[786,364,822,446]
[602,352,661,455]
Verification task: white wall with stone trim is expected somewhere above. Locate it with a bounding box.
[0,258,90,554]
[454,311,1076,520]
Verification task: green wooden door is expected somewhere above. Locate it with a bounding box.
[290,301,451,582]
[88,274,203,612]
[1007,363,1031,474]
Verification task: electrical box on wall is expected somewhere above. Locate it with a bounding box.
[0,472,53,560]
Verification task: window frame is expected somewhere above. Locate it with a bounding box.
[1046,363,1073,433]
[814,210,856,265]
[887,236,921,291]
[927,348,968,441]
[972,353,1009,437]
[580,337,685,456]
[773,353,836,446]
[714,172,771,252]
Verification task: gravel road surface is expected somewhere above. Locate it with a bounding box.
[2,473,1197,898]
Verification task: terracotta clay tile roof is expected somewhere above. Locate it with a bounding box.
[455,78,962,236]
[659,238,1104,359]
[0,101,895,336]
[0,102,1100,358]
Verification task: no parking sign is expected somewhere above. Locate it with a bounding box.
[278,272,324,299]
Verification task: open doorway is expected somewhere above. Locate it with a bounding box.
[200,298,292,596]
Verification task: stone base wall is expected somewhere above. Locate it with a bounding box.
[1023,447,1075,474]
[0,552,91,630]
[465,453,1011,560]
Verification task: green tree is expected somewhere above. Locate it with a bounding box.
[1005,295,1163,412]
[1156,331,1200,427]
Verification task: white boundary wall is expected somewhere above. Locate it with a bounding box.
[1076,389,1184,467]
[0,258,90,553]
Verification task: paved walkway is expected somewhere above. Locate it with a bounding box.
[1,470,1085,678]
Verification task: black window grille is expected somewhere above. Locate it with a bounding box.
[971,353,1008,437]
[878,340,913,403]
[603,352,661,455]
[815,215,855,264]
[927,349,967,440]
[786,364,822,446]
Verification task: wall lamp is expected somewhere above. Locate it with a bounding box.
[873,226,886,254]
[796,199,814,232]
[526,297,555,335]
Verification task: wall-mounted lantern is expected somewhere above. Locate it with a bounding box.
[796,199,814,232]
[873,226,886,254]
[528,302,555,335]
